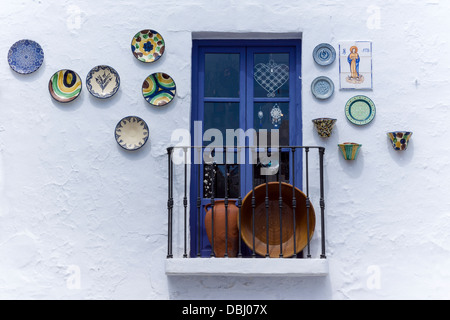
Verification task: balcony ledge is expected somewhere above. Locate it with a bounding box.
[165,258,329,277]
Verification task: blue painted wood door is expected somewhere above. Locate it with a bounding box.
[190,39,302,257]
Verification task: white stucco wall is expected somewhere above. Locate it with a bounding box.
[0,0,449,300]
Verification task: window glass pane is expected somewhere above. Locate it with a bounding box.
[203,102,240,146]
[205,53,240,98]
[254,53,290,98]
[204,160,240,199]
[254,102,289,146]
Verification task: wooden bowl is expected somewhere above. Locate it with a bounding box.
[240,182,316,258]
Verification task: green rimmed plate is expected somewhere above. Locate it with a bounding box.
[345,95,376,126]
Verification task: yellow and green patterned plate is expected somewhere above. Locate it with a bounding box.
[131,30,165,63]
[345,95,376,126]
[142,73,176,106]
[49,69,82,103]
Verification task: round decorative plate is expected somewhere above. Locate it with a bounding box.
[313,43,336,66]
[115,116,149,151]
[8,39,44,74]
[311,76,334,100]
[49,69,82,103]
[142,73,176,106]
[131,30,165,63]
[86,65,120,99]
[345,95,376,126]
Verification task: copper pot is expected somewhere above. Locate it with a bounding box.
[240,182,316,258]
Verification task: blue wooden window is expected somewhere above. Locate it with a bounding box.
[191,39,302,257]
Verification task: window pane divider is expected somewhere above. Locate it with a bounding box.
[203,97,241,103]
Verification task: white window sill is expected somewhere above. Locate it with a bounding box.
[165,258,328,277]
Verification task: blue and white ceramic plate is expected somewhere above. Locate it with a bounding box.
[311,76,334,100]
[115,116,149,151]
[313,43,336,66]
[86,65,120,99]
[345,95,376,126]
[8,40,44,74]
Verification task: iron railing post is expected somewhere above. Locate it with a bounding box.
[167,147,174,259]
[319,147,327,259]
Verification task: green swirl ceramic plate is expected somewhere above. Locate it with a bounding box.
[345,95,376,126]
[49,69,82,103]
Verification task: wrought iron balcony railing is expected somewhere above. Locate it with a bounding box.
[166,146,327,260]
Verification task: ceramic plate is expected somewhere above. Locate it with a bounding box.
[313,43,336,66]
[8,39,44,74]
[345,95,376,125]
[311,76,334,100]
[86,65,120,99]
[49,69,82,103]
[131,30,165,63]
[142,73,176,106]
[115,116,149,151]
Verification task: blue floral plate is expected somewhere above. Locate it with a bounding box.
[8,40,44,74]
[313,43,336,66]
[311,76,334,100]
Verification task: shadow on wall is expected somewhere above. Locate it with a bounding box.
[166,274,333,300]
[386,136,415,167]
[115,140,152,160]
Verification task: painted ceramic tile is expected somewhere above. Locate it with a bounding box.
[339,41,373,90]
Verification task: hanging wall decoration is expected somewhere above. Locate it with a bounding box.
[311,76,335,100]
[131,29,165,63]
[313,43,336,66]
[312,118,337,138]
[254,59,289,97]
[142,72,176,106]
[49,69,82,103]
[339,41,373,90]
[115,116,149,151]
[8,39,44,74]
[86,65,120,99]
[258,106,264,128]
[270,104,284,128]
[387,131,413,151]
[345,95,376,126]
[338,143,362,161]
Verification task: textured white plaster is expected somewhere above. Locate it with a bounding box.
[0,0,449,300]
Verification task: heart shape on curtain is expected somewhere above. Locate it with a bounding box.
[254,60,290,97]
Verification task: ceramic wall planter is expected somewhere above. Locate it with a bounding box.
[204,200,239,258]
[387,131,413,151]
[312,118,337,138]
[338,143,362,160]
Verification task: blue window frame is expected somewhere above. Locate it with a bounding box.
[190,39,302,257]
